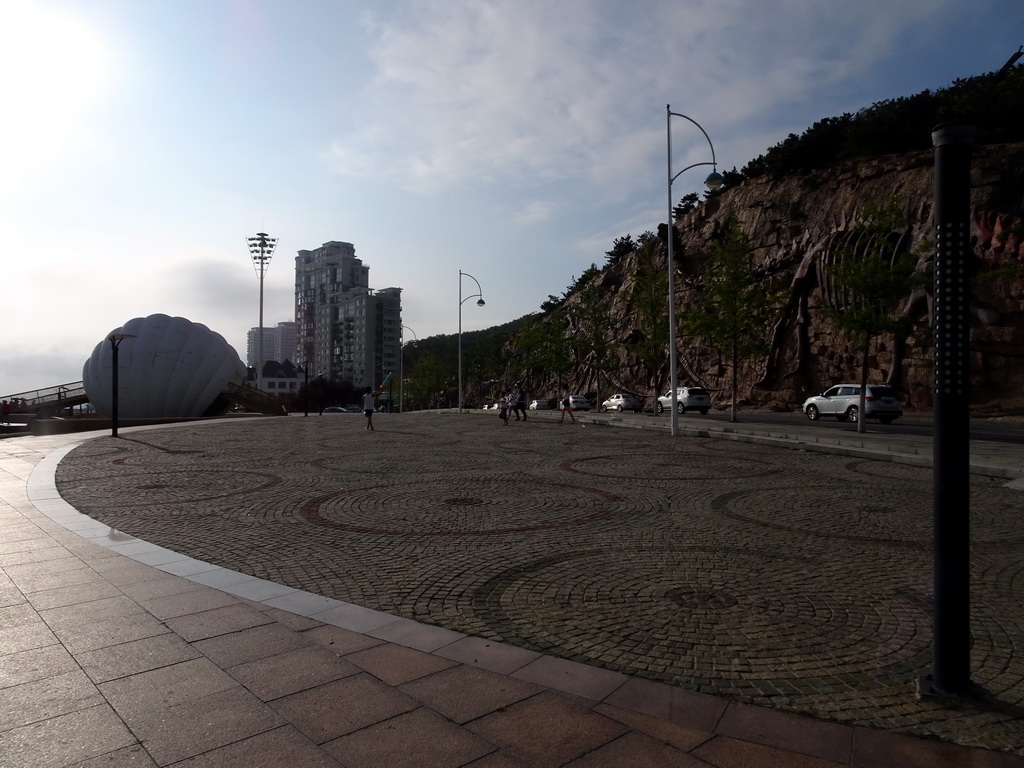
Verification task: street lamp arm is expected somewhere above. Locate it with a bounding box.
[671,160,717,186]
[459,271,485,305]
[668,108,718,168]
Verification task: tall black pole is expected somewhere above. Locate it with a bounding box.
[110,339,121,438]
[303,365,309,417]
[930,123,974,695]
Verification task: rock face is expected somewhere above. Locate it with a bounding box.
[522,142,1024,411]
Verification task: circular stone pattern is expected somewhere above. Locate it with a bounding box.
[59,469,281,506]
[299,476,634,536]
[560,449,779,481]
[468,547,931,689]
[713,484,1022,547]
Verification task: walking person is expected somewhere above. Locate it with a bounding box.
[514,385,528,421]
[362,386,376,431]
[498,394,510,425]
[559,393,575,423]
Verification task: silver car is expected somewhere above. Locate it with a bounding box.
[600,393,644,413]
[656,387,711,415]
[802,384,903,424]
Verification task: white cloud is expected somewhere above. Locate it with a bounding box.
[322,0,963,202]
[0,2,112,198]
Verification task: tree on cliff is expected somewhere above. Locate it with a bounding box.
[682,219,782,423]
[625,243,670,406]
[514,312,570,391]
[821,198,924,433]
[405,350,449,409]
[566,276,615,408]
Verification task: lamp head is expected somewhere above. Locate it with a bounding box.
[704,171,725,191]
[476,298,486,307]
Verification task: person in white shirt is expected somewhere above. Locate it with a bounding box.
[362,387,376,431]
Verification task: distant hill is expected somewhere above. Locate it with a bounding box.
[404,67,1024,412]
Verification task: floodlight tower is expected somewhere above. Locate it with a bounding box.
[247,232,278,390]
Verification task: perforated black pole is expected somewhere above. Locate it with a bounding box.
[930,123,974,695]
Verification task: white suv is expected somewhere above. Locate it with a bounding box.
[656,387,711,415]
[802,384,903,424]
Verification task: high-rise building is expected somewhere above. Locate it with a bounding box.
[246,321,297,369]
[295,241,402,389]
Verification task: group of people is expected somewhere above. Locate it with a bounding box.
[497,387,528,425]
[494,388,577,425]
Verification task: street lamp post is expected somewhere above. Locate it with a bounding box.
[300,363,310,417]
[400,325,418,413]
[247,231,278,392]
[925,46,1023,698]
[666,105,724,436]
[107,333,137,437]
[458,270,485,413]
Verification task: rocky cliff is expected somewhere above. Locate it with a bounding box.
[516,141,1024,412]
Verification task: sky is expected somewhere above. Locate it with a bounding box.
[2,0,1021,396]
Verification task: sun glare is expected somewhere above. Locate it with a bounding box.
[0,2,110,194]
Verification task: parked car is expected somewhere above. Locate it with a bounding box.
[566,395,590,411]
[600,393,644,413]
[323,406,348,413]
[802,384,903,424]
[528,399,550,410]
[656,387,711,415]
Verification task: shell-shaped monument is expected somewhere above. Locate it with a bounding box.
[83,314,246,419]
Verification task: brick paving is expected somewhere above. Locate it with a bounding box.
[52,411,1024,756]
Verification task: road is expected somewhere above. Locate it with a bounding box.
[593,406,1024,445]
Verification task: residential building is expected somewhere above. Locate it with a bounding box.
[246,321,297,370]
[294,241,401,390]
[247,359,302,395]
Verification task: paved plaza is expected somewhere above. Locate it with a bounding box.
[47,410,1024,756]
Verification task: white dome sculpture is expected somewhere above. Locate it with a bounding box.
[83,314,247,419]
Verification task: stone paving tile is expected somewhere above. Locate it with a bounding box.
[97,657,237,719]
[0,644,78,690]
[37,594,146,631]
[398,664,542,724]
[163,601,275,642]
[48,611,170,654]
[77,632,202,684]
[228,645,361,701]
[591,702,713,752]
[37,414,1024,758]
[691,735,848,767]
[193,621,316,668]
[0,703,139,768]
[301,623,389,656]
[0,669,103,730]
[171,725,344,767]
[561,730,708,767]
[324,706,496,768]
[270,673,420,743]
[347,642,460,686]
[465,691,629,768]
[124,686,284,765]
[23,578,124,610]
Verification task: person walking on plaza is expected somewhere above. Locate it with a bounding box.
[362,386,376,431]
[559,393,575,423]
[514,386,528,421]
[498,394,511,425]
